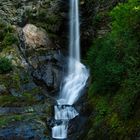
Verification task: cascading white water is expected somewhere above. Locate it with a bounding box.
[52,0,89,139]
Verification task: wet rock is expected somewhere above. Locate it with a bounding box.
[0,107,25,115]
[32,63,61,92]
[0,121,49,140]
[0,103,52,139]
[10,89,21,97]
[68,116,88,140]
[47,118,62,128]
[0,103,51,116]
[22,82,37,91]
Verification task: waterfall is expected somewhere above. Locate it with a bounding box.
[52,0,89,139]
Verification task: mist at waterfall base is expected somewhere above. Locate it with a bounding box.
[52,0,89,139]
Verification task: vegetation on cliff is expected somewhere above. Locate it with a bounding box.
[82,0,140,139]
[0,0,139,139]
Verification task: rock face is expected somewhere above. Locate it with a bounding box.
[0,104,51,140]
[23,24,53,50]
[0,0,67,47]
[19,24,63,94]
[0,122,46,140]
[0,1,64,139]
[32,59,62,92]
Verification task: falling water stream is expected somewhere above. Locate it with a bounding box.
[52,0,89,139]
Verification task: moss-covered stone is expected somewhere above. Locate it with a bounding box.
[0,114,23,128]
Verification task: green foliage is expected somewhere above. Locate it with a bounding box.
[108,113,121,129]
[94,96,111,118]
[113,92,135,119]
[0,57,12,74]
[11,71,21,90]
[0,115,23,127]
[0,88,41,107]
[87,0,140,96]
[0,20,18,51]
[110,0,140,41]
[2,33,18,47]
[85,0,140,139]
[88,35,125,94]
[0,22,6,41]
[0,113,42,128]
[0,95,20,107]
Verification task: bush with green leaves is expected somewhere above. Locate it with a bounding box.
[87,0,140,96]
[0,21,7,41]
[0,57,12,74]
[0,20,18,51]
[85,0,140,139]
[88,36,125,95]
[2,33,18,47]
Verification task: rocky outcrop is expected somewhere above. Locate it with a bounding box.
[0,122,48,140]
[23,24,54,50]
[32,56,63,93]
[18,24,63,94]
[0,1,64,139]
[0,0,66,46]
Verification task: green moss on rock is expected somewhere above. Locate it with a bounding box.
[0,57,13,74]
[2,33,18,47]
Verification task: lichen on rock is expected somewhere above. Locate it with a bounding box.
[23,24,54,50]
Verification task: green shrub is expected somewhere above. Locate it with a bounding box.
[96,97,111,117]
[87,36,125,95]
[86,0,140,137]
[2,33,18,47]
[0,20,18,51]
[0,57,12,74]
[82,0,140,139]
[87,0,140,95]
[0,21,7,41]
